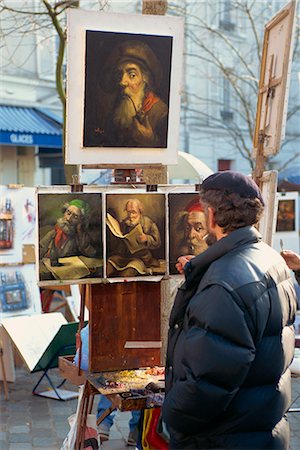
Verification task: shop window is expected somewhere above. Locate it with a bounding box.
[218,159,232,171]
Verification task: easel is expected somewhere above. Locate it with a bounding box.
[63,1,176,447]
[252,0,296,187]
[73,283,96,450]
[252,54,281,186]
[71,125,169,450]
[72,274,163,448]
[40,285,71,313]
[0,345,9,400]
[76,283,89,378]
[251,0,299,416]
[31,321,80,400]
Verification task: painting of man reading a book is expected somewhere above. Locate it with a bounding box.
[106,194,166,278]
[38,193,103,283]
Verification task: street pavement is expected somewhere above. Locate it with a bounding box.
[0,366,299,450]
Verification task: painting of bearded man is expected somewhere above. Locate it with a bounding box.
[106,193,166,278]
[83,32,172,148]
[38,193,103,282]
[169,193,209,274]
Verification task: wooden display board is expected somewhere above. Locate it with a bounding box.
[89,282,161,372]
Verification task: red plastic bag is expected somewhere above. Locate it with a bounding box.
[147,408,168,450]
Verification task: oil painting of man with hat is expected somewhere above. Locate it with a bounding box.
[83,31,172,148]
[169,193,209,274]
[38,193,103,282]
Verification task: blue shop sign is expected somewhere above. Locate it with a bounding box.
[0,131,62,148]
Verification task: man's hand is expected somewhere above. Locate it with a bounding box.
[76,223,82,233]
[175,255,195,274]
[281,250,300,271]
[138,233,148,243]
[132,116,154,145]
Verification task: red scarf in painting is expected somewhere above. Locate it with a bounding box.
[142,91,160,113]
[54,224,68,248]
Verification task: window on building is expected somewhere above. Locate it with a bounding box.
[36,33,56,81]
[219,0,235,32]
[220,75,234,121]
[218,159,232,171]
[39,148,66,185]
[35,1,56,81]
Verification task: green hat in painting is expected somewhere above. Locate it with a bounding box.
[69,199,90,216]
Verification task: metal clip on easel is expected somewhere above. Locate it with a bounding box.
[70,174,85,193]
[146,184,158,192]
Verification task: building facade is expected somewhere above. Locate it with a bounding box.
[175,0,300,175]
[0,0,299,186]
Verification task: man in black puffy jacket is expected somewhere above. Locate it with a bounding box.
[162,171,297,450]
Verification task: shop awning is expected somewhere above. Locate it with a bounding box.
[0,105,62,148]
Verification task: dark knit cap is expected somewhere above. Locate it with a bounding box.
[201,171,264,205]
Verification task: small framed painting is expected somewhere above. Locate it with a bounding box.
[106,192,166,278]
[37,190,103,285]
[168,193,208,274]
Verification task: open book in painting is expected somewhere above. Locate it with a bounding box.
[106,213,145,254]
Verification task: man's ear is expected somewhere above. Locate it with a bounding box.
[207,207,216,230]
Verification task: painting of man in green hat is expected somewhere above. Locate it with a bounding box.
[38,193,102,282]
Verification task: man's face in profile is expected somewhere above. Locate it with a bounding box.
[118,62,145,98]
[125,201,141,228]
[184,210,208,255]
[57,205,82,235]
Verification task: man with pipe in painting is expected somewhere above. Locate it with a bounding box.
[103,40,168,148]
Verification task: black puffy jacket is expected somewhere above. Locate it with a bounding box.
[163,226,297,450]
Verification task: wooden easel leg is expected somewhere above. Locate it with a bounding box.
[75,381,91,450]
[0,348,9,400]
[88,392,95,414]
[74,285,92,450]
[77,284,88,377]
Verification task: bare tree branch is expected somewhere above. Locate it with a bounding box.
[275,152,300,172]
[170,0,299,171]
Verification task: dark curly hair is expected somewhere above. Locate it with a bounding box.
[199,189,264,234]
